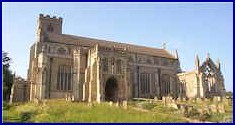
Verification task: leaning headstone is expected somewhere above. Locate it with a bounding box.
[218,104,225,113]
[204,106,211,115]
[209,104,218,113]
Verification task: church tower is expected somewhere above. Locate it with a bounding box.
[36,14,63,42]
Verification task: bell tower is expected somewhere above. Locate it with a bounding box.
[37,14,63,40]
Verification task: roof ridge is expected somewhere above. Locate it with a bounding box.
[56,34,176,59]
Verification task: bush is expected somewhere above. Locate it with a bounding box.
[184,108,200,118]
[184,107,211,121]
[199,112,211,121]
[16,104,39,122]
[3,102,12,110]
[20,111,33,122]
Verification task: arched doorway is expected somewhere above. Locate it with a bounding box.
[105,77,118,102]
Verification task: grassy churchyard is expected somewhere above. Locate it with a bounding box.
[3,98,233,123]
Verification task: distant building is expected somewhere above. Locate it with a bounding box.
[27,14,226,102]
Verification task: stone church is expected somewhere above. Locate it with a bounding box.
[27,14,226,102]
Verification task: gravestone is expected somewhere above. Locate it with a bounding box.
[196,98,202,103]
[122,100,127,109]
[209,104,218,113]
[154,96,158,100]
[115,102,119,107]
[218,104,225,113]
[109,101,113,106]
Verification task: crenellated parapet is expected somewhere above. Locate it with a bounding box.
[39,14,63,23]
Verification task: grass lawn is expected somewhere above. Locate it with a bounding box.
[3,99,232,123]
[3,99,188,123]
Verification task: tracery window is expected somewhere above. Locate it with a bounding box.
[140,73,151,94]
[57,65,72,91]
[102,57,108,72]
[161,74,171,96]
[116,59,122,74]
[202,64,216,93]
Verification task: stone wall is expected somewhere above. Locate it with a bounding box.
[10,77,30,103]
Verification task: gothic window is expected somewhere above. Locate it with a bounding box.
[116,59,122,74]
[161,74,170,96]
[57,47,66,55]
[140,73,151,94]
[202,64,216,93]
[179,80,186,97]
[102,57,108,72]
[47,23,54,32]
[57,65,72,91]
[204,65,213,76]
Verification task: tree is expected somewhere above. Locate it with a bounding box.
[2,51,14,102]
[226,91,233,97]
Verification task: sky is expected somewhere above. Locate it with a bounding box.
[2,2,233,92]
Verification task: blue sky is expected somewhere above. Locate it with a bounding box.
[2,2,233,92]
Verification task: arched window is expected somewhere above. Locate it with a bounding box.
[116,59,122,74]
[140,73,151,95]
[102,58,108,72]
[57,65,72,91]
[161,74,171,96]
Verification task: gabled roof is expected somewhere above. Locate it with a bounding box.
[47,34,177,59]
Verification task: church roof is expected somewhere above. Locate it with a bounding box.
[47,34,177,59]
